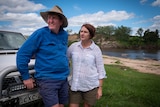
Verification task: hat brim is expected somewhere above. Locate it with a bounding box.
[40,11,68,28]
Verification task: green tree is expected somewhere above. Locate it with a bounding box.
[66,29,73,35]
[143,29,159,47]
[136,28,143,37]
[96,26,115,40]
[128,36,143,49]
[114,25,132,41]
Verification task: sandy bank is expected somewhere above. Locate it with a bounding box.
[103,55,160,75]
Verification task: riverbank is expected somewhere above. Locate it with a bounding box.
[103,55,160,75]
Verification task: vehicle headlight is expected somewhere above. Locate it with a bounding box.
[9,84,26,92]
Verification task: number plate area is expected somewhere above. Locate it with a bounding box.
[19,92,41,105]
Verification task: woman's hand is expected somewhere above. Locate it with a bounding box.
[97,87,102,99]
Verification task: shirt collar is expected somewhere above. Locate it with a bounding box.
[78,40,95,50]
[48,26,64,34]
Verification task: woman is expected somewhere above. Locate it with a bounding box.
[67,23,106,107]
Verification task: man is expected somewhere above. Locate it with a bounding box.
[16,5,69,107]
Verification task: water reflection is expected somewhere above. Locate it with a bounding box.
[102,48,160,61]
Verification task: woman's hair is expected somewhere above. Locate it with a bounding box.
[81,23,96,39]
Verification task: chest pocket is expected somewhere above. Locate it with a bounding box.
[58,41,67,50]
[84,54,95,65]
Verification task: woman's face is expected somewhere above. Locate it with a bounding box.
[79,26,91,41]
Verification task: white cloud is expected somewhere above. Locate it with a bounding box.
[151,0,160,7]
[0,2,134,35]
[0,0,158,36]
[133,19,149,25]
[140,0,148,4]
[132,27,140,36]
[149,15,160,31]
[73,5,81,11]
[0,0,46,35]
[132,15,160,35]
[0,0,45,13]
[68,10,134,27]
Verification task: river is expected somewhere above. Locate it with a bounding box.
[102,48,160,61]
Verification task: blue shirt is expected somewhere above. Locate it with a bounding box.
[17,26,69,80]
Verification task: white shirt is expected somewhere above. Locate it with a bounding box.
[67,41,106,92]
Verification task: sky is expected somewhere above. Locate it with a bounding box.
[0,0,160,36]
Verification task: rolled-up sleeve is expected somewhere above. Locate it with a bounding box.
[95,47,107,79]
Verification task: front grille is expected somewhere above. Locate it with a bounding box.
[2,73,35,93]
[2,77,17,90]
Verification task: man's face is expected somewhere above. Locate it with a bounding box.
[47,14,63,33]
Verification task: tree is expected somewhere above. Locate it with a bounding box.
[96,26,115,40]
[143,29,159,46]
[136,28,143,37]
[114,25,132,41]
[66,29,73,35]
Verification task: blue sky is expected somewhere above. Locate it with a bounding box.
[0,0,160,36]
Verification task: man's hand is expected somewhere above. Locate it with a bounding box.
[23,78,35,89]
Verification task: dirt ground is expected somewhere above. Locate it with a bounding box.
[103,55,160,75]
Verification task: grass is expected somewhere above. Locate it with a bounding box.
[95,65,160,107]
[9,63,160,107]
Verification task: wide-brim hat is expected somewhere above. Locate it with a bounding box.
[40,5,68,28]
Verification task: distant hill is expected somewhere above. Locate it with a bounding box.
[68,34,79,41]
[68,34,121,49]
